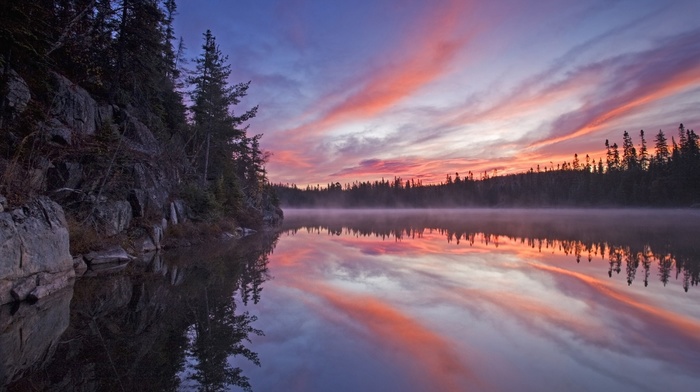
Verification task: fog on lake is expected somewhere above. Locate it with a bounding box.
[3,208,699,391]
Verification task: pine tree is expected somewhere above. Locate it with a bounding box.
[654,130,670,164]
[188,29,257,183]
[639,130,648,170]
[622,131,638,170]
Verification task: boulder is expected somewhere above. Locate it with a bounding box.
[138,236,158,253]
[1,69,31,119]
[93,200,132,236]
[46,161,83,198]
[84,246,131,265]
[49,72,98,136]
[0,197,73,305]
[42,118,73,146]
[73,255,88,276]
[116,109,160,154]
[0,195,6,213]
[28,270,75,301]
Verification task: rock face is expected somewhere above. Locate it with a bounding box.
[0,197,74,304]
[1,69,31,120]
[93,200,132,237]
[49,72,98,137]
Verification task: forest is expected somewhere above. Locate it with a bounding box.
[0,0,278,227]
[274,126,700,207]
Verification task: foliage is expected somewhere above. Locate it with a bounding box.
[0,1,277,226]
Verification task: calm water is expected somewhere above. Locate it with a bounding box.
[240,209,700,392]
[2,209,700,391]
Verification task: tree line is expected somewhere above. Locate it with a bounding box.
[274,124,700,207]
[1,0,277,224]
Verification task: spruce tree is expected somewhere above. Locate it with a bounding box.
[188,29,259,213]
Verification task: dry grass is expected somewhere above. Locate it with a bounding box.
[67,217,102,255]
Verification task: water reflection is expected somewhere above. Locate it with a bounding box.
[282,208,700,290]
[3,233,277,392]
[235,209,700,392]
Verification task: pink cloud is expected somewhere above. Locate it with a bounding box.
[282,0,476,142]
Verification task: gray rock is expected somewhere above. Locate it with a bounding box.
[152,224,164,247]
[96,104,115,128]
[73,255,88,276]
[46,161,83,198]
[10,276,37,302]
[116,109,160,154]
[28,270,75,301]
[93,200,132,236]
[129,162,172,217]
[2,69,31,118]
[137,223,165,253]
[42,118,72,146]
[0,195,6,213]
[128,189,147,218]
[0,197,72,305]
[264,205,284,225]
[169,202,178,225]
[84,246,131,265]
[49,72,98,136]
[138,236,158,253]
[173,199,189,223]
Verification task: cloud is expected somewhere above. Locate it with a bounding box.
[281,0,476,142]
[331,158,421,177]
[530,27,700,149]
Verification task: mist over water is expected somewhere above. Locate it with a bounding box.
[239,208,700,392]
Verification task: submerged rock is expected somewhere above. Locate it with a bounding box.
[84,246,131,266]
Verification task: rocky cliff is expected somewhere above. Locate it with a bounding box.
[0,69,282,305]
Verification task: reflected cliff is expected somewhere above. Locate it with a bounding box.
[3,232,278,392]
[282,208,700,291]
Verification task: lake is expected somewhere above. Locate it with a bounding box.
[2,209,700,391]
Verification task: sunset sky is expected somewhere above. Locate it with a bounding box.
[174,0,700,186]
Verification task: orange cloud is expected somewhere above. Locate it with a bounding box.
[529,263,700,353]
[294,281,486,392]
[284,0,476,142]
[531,66,700,149]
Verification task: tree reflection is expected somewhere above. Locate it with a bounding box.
[282,211,700,290]
[182,284,263,392]
[6,232,278,391]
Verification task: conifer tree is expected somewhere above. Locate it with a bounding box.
[639,130,649,170]
[622,131,638,170]
[654,130,670,164]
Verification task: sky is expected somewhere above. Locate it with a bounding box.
[173,0,700,186]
